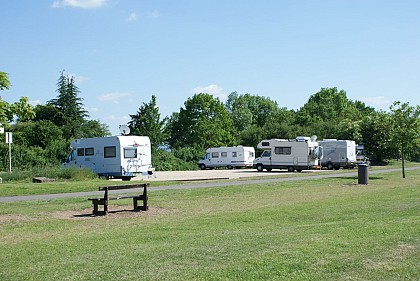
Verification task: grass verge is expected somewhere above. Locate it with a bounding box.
[0,169,418,280]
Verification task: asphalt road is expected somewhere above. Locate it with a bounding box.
[0,167,418,203]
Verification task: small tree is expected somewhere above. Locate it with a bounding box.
[390,101,420,178]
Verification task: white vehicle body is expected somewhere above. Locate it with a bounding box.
[318,139,357,170]
[253,137,323,172]
[62,135,152,180]
[198,146,255,169]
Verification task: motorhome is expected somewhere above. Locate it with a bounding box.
[253,136,323,172]
[62,135,152,180]
[198,146,255,169]
[318,139,357,170]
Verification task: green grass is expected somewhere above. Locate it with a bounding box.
[0,170,419,280]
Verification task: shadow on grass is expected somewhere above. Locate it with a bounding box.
[334,176,384,181]
[73,208,143,218]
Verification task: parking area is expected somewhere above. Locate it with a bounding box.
[133,168,322,182]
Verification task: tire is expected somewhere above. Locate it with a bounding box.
[287,166,294,172]
[327,163,333,170]
[227,165,233,169]
[199,164,206,170]
[296,169,302,172]
[334,165,340,170]
[266,168,272,172]
[256,164,264,172]
[122,177,131,181]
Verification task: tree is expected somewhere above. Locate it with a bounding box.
[48,71,88,140]
[359,111,394,163]
[168,93,236,150]
[296,87,374,139]
[390,101,420,178]
[0,72,35,126]
[226,92,280,131]
[128,95,167,150]
[0,72,11,90]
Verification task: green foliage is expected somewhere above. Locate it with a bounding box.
[360,111,395,162]
[0,71,35,125]
[129,95,168,150]
[226,92,281,132]
[48,71,89,140]
[168,93,236,150]
[0,71,11,90]
[0,166,97,182]
[79,119,110,138]
[152,148,198,171]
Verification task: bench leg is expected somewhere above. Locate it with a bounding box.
[133,196,148,211]
[91,199,107,216]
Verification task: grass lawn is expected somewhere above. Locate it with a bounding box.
[0,169,419,280]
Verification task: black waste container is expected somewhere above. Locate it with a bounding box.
[358,164,369,185]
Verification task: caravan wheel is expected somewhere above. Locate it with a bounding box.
[122,177,132,181]
[287,166,294,172]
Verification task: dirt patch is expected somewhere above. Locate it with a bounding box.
[0,214,33,224]
[50,205,176,220]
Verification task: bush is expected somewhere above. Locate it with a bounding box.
[152,149,197,171]
[0,166,98,182]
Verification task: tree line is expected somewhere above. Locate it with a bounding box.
[0,71,419,172]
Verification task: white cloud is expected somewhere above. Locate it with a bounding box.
[51,0,106,9]
[103,115,130,122]
[69,73,89,84]
[147,10,160,18]
[126,12,137,22]
[360,96,392,109]
[192,84,227,101]
[30,100,42,106]
[97,92,132,104]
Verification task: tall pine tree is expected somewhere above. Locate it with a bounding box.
[48,70,88,140]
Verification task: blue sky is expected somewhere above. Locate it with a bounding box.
[1,0,419,135]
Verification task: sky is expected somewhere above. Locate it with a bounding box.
[1,0,419,135]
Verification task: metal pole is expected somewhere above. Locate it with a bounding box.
[9,142,11,173]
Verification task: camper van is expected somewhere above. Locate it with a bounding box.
[318,139,357,170]
[198,146,255,170]
[253,136,323,172]
[62,135,152,180]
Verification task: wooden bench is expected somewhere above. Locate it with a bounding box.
[88,183,149,216]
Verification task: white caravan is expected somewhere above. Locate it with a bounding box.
[253,136,323,172]
[318,139,357,170]
[62,135,152,180]
[198,146,255,170]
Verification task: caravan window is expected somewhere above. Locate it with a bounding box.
[104,146,116,158]
[85,147,94,156]
[212,152,219,158]
[77,148,84,156]
[261,142,270,147]
[275,147,291,155]
[232,152,237,157]
[221,152,227,158]
[124,148,137,158]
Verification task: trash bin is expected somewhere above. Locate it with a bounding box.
[358,164,369,185]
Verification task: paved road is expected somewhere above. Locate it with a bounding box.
[0,167,418,203]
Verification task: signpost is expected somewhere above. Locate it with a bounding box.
[5,132,12,173]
